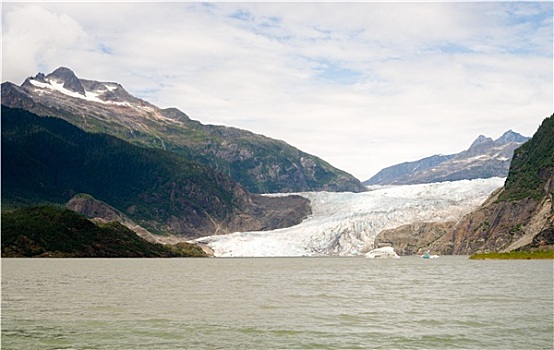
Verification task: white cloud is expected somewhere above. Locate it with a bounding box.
[2,2,552,180]
[2,4,89,83]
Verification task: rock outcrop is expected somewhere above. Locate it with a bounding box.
[374,221,456,256]
[429,184,553,254]
[66,194,186,244]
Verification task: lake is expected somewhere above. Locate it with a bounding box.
[2,257,552,349]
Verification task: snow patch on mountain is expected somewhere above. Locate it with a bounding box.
[28,78,131,106]
[104,83,119,92]
[192,177,505,257]
[27,76,182,126]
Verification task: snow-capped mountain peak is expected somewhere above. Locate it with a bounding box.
[469,135,493,149]
[495,129,528,144]
[23,68,136,107]
[13,67,187,133]
[46,66,86,96]
[364,130,529,186]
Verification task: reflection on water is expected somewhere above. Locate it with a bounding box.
[2,257,553,349]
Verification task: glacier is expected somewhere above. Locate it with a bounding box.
[192,178,505,257]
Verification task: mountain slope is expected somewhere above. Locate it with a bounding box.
[364,154,456,186]
[1,205,206,257]
[66,193,186,245]
[1,67,365,193]
[434,115,554,254]
[364,130,529,185]
[1,106,311,239]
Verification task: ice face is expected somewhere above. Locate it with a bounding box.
[365,246,400,259]
[192,178,505,257]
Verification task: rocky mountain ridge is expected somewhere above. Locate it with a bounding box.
[2,67,365,193]
[364,130,529,185]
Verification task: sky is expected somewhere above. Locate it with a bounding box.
[2,1,553,181]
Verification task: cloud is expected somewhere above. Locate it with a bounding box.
[2,5,89,83]
[2,2,552,180]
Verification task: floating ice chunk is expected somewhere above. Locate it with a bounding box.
[365,246,400,259]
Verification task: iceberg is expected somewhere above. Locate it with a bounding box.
[192,178,505,257]
[422,250,440,259]
[365,246,400,259]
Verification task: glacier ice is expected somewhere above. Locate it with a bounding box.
[365,246,400,259]
[192,178,505,257]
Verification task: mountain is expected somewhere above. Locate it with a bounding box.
[364,154,456,186]
[374,115,554,255]
[433,115,554,254]
[1,106,311,239]
[364,130,529,185]
[1,67,365,193]
[1,205,206,257]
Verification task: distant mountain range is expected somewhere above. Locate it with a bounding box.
[364,130,529,185]
[2,67,365,194]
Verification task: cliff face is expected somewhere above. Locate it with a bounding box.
[373,180,553,256]
[429,190,553,254]
[374,221,456,256]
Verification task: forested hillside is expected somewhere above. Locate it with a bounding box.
[499,116,554,202]
[1,67,366,193]
[1,206,206,257]
[1,106,311,239]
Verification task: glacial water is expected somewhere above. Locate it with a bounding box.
[2,257,553,349]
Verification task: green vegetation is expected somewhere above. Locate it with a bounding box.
[3,79,365,193]
[166,242,208,257]
[498,115,554,202]
[510,224,523,234]
[475,220,490,232]
[179,130,348,193]
[1,106,241,233]
[469,251,554,260]
[1,206,207,257]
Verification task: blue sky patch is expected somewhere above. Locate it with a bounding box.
[316,61,361,85]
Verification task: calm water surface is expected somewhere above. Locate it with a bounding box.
[2,257,553,349]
